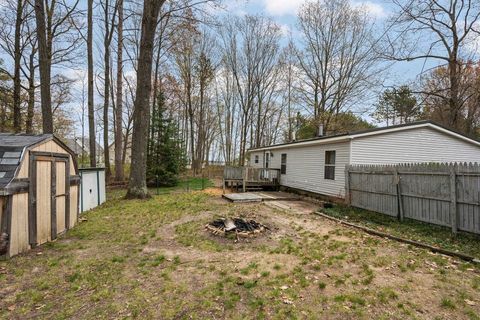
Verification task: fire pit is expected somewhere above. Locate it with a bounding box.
[205,218,269,238]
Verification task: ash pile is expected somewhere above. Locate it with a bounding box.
[205,217,269,238]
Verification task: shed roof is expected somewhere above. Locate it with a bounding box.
[247,121,480,152]
[0,133,75,193]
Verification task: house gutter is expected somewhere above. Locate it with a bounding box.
[248,136,352,153]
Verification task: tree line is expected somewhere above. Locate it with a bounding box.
[0,0,479,198]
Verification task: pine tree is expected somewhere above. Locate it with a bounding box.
[147,91,186,187]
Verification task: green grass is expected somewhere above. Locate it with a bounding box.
[441,298,456,309]
[151,177,213,194]
[108,177,213,198]
[323,204,480,258]
[1,186,478,319]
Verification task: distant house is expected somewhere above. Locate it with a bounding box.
[107,138,132,164]
[63,137,104,165]
[247,121,480,199]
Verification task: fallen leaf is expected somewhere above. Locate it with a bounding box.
[465,299,476,306]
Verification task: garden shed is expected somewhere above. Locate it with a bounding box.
[0,134,80,258]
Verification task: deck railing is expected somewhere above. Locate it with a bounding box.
[223,166,280,184]
[244,167,280,183]
[223,166,244,180]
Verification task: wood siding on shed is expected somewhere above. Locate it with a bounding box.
[9,193,29,256]
[0,197,3,233]
[250,141,350,197]
[351,127,480,164]
[56,161,67,234]
[3,139,80,258]
[69,185,78,228]
[17,140,76,178]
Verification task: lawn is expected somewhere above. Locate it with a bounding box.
[0,183,479,319]
[322,204,480,258]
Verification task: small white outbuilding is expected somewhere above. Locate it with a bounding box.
[248,121,480,199]
[79,168,106,213]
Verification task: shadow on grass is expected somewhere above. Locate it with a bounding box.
[323,205,480,258]
[108,177,214,200]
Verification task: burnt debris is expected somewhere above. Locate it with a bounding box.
[206,218,269,238]
[0,233,8,255]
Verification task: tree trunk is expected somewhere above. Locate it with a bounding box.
[448,61,460,129]
[34,0,53,133]
[114,0,124,181]
[87,0,96,167]
[13,0,24,133]
[126,0,164,199]
[103,1,112,180]
[25,50,35,134]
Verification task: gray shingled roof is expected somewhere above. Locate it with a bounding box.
[0,134,53,189]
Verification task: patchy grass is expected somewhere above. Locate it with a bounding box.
[0,187,479,319]
[323,204,480,258]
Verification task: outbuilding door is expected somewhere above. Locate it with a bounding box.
[30,153,70,246]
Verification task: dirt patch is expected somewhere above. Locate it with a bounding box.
[0,191,479,319]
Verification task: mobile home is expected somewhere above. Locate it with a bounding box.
[248,121,480,199]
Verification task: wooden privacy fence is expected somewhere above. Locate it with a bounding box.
[345,163,480,235]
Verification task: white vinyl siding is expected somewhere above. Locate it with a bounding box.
[351,127,480,164]
[250,152,263,168]
[261,142,349,197]
[249,143,349,197]
[249,151,281,168]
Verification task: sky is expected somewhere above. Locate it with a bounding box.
[222,0,438,86]
[0,0,454,137]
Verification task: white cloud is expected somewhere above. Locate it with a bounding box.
[261,0,386,18]
[353,1,387,18]
[465,22,480,55]
[279,23,292,36]
[223,0,249,16]
[262,0,305,16]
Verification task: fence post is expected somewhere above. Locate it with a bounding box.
[394,169,404,222]
[449,166,458,234]
[344,166,351,205]
[242,167,247,193]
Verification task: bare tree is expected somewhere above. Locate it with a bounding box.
[34,0,83,133]
[385,0,480,130]
[88,0,96,166]
[114,0,124,181]
[33,0,52,133]
[100,0,118,180]
[279,41,300,142]
[126,0,165,199]
[12,0,25,132]
[0,0,32,132]
[218,15,282,165]
[296,0,381,134]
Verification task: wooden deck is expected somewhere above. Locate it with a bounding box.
[223,191,300,203]
[223,166,280,192]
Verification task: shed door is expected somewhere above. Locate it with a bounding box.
[55,161,67,234]
[32,154,70,246]
[36,159,52,245]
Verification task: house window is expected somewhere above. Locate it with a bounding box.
[255,155,259,164]
[265,152,269,168]
[281,154,287,174]
[324,151,336,180]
